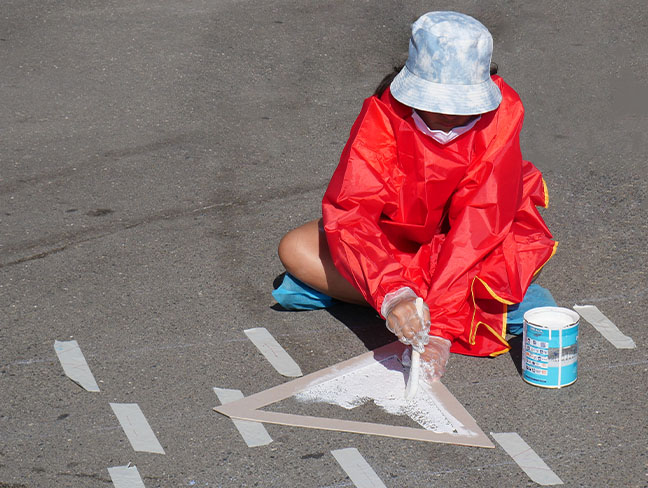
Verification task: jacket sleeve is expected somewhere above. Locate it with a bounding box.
[424,98,526,341]
[322,98,419,312]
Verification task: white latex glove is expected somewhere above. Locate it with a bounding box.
[382,288,430,353]
[420,336,452,382]
[402,336,452,382]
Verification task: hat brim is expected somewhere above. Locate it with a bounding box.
[390,65,502,115]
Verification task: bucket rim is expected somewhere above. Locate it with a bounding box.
[523,306,580,329]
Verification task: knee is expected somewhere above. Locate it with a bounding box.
[278,229,302,274]
[277,219,322,278]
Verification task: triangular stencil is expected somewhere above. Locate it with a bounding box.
[214,341,494,448]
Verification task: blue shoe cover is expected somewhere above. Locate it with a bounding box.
[272,273,335,310]
[506,284,557,335]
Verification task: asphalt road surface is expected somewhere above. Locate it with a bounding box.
[1,1,647,487]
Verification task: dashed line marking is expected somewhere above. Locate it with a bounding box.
[213,387,273,447]
[491,432,563,485]
[54,340,100,392]
[108,464,146,487]
[110,403,165,454]
[244,327,303,377]
[331,448,387,488]
[574,305,636,349]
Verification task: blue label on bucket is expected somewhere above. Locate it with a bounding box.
[522,322,578,388]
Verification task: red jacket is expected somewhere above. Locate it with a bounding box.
[322,76,556,357]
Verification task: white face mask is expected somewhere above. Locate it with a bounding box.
[411,111,480,145]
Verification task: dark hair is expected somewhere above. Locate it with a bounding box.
[373,62,499,98]
[373,65,403,98]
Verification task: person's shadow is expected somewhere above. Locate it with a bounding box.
[271,273,395,351]
[325,302,395,350]
[507,334,524,375]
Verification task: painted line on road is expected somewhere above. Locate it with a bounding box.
[573,305,636,349]
[491,432,563,485]
[244,327,303,377]
[213,387,273,447]
[54,340,100,392]
[331,448,387,488]
[110,403,165,454]
[108,464,146,488]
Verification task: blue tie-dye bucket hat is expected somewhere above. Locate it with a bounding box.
[390,11,502,115]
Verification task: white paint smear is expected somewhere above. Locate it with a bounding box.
[295,355,468,434]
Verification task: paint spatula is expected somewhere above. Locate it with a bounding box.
[404,297,424,401]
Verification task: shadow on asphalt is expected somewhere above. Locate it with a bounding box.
[325,303,394,351]
[507,334,524,376]
[271,273,394,351]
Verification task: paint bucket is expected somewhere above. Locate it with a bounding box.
[522,307,579,388]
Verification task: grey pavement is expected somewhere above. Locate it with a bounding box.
[1,1,647,487]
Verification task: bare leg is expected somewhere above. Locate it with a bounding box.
[278,219,368,306]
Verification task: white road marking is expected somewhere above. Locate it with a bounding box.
[331,448,387,488]
[54,340,100,392]
[244,327,303,377]
[110,403,165,454]
[213,387,273,447]
[108,464,146,488]
[573,305,636,349]
[491,432,563,485]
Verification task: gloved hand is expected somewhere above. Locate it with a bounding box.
[382,288,430,353]
[401,335,452,382]
[420,336,452,382]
